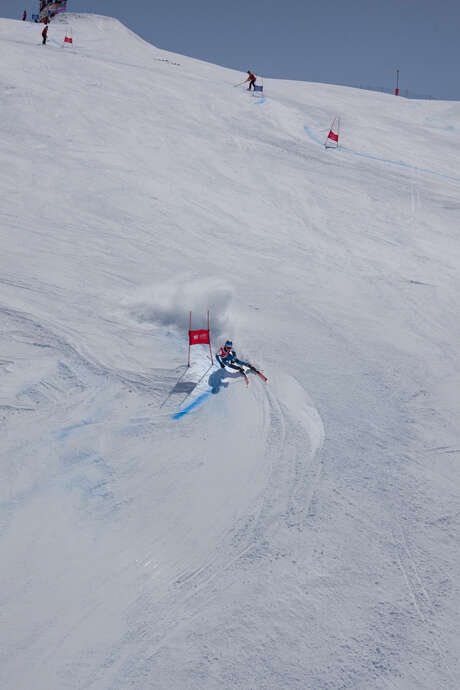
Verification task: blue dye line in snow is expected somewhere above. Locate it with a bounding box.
[303,125,460,183]
[253,97,266,105]
[172,390,212,420]
[303,125,324,146]
[56,419,91,440]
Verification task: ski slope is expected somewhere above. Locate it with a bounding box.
[1,13,460,690]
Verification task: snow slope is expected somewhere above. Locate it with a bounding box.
[1,13,460,690]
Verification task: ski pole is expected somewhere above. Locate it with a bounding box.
[233,80,247,87]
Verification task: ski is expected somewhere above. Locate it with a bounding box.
[247,365,268,382]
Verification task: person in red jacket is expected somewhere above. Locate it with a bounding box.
[246,70,256,91]
[42,24,48,44]
[22,10,27,21]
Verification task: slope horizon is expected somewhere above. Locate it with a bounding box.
[3,0,460,101]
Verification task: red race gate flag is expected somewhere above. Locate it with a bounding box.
[325,116,340,149]
[188,311,213,366]
[189,329,210,345]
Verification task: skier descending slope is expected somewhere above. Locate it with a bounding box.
[216,340,268,385]
[246,70,257,91]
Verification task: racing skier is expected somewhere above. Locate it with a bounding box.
[216,340,267,383]
[246,70,257,91]
[216,340,248,374]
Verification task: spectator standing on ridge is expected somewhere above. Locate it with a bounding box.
[246,70,256,91]
[42,24,48,44]
[22,10,27,21]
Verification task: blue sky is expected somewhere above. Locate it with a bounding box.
[3,0,459,99]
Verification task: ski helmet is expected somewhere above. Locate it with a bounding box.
[225,340,233,349]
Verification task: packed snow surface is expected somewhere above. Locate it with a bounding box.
[1,13,460,690]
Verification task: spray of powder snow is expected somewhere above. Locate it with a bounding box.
[126,277,234,340]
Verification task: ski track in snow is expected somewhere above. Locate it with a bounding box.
[1,297,325,688]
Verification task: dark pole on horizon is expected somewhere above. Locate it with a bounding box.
[395,69,400,96]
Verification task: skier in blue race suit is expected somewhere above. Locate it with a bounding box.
[216,340,249,375]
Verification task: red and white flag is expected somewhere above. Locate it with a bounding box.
[325,117,340,149]
[187,311,213,366]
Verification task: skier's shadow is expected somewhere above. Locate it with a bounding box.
[208,368,241,394]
